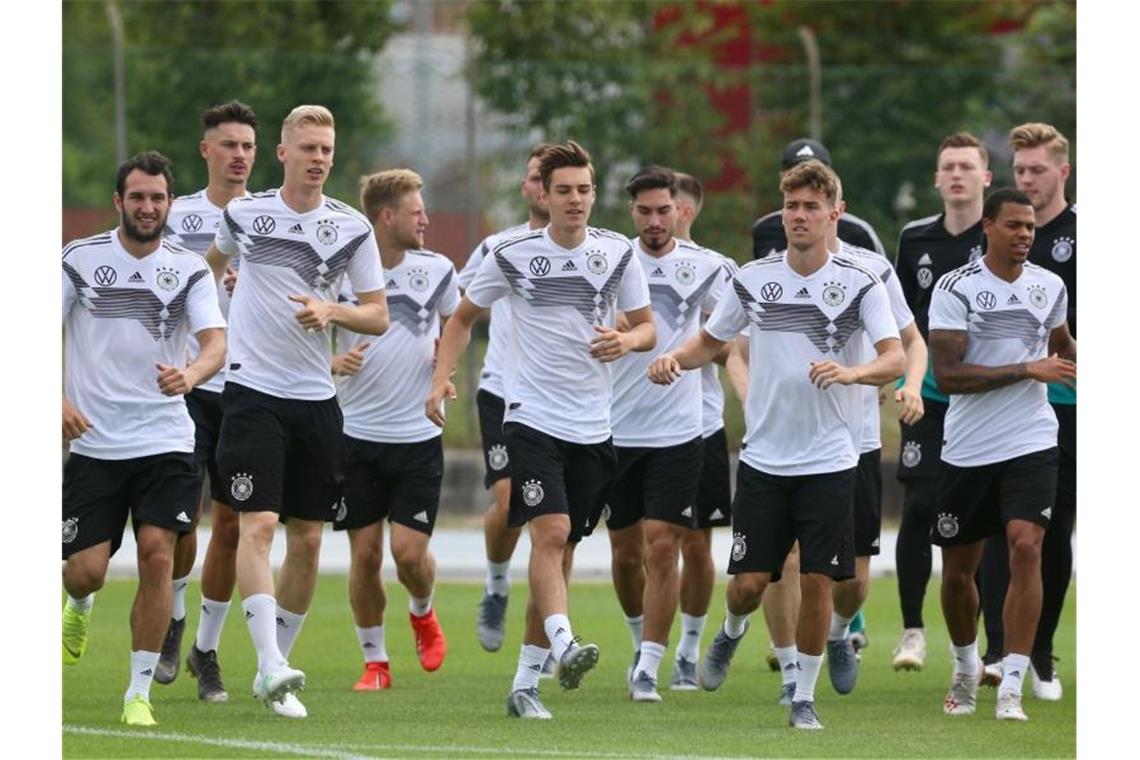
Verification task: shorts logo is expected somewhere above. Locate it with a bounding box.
[181,214,203,233]
[601,504,612,523]
[975,291,997,311]
[901,441,922,468]
[253,215,276,235]
[316,220,338,246]
[586,252,608,275]
[156,266,180,291]
[62,517,79,544]
[522,479,545,507]
[822,282,846,307]
[731,532,747,562]
[1027,285,1048,309]
[230,473,254,502]
[407,267,430,293]
[488,444,509,471]
[968,244,983,263]
[936,512,959,539]
[529,256,551,277]
[760,282,783,301]
[830,555,839,566]
[917,267,933,289]
[94,265,118,287]
[1051,236,1074,263]
[1040,506,1052,520]
[674,262,696,285]
[335,498,347,522]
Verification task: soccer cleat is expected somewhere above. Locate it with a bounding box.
[506,687,552,719]
[669,656,698,691]
[476,592,508,652]
[120,695,157,726]
[1029,661,1062,701]
[252,663,306,705]
[996,690,1029,721]
[410,610,448,672]
[629,670,662,703]
[627,650,640,684]
[778,681,796,706]
[271,691,308,719]
[154,617,186,684]
[892,627,926,671]
[980,652,1003,688]
[62,602,92,665]
[765,646,780,672]
[943,664,981,715]
[788,700,824,730]
[698,621,747,691]
[849,613,868,662]
[557,640,600,690]
[186,644,228,703]
[539,652,556,679]
[827,637,859,695]
[353,661,392,691]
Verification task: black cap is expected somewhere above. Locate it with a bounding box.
[781,138,831,169]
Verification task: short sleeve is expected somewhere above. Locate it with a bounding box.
[1047,283,1069,330]
[704,276,750,342]
[457,238,488,291]
[62,263,77,322]
[859,280,901,345]
[465,248,512,308]
[215,208,240,257]
[346,233,385,295]
[616,247,650,312]
[928,278,969,332]
[701,259,736,315]
[186,265,226,334]
[880,267,915,330]
[438,266,461,317]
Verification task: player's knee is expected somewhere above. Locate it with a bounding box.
[287,525,323,560]
[1008,534,1042,569]
[136,533,175,580]
[351,540,384,575]
[730,572,767,605]
[391,537,428,571]
[799,572,831,600]
[645,531,681,569]
[65,561,107,597]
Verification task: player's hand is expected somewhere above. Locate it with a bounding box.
[223,266,239,296]
[288,294,333,332]
[332,343,371,377]
[896,385,925,425]
[589,325,631,363]
[156,363,197,396]
[425,380,457,427]
[647,354,682,385]
[1026,353,1076,386]
[808,360,857,389]
[62,397,92,441]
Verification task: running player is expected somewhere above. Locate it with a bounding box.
[335,169,457,691]
[62,151,226,726]
[155,99,258,702]
[929,187,1075,721]
[426,141,655,719]
[891,132,992,671]
[205,105,389,719]
[651,160,904,730]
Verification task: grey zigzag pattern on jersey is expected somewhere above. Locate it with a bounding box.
[163,230,215,256]
[733,278,875,354]
[494,248,633,324]
[970,308,1050,351]
[649,268,721,329]
[63,263,209,340]
[387,269,455,336]
[224,210,369,290]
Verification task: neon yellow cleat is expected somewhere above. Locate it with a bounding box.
[62,603,91,665]
[120,695,157,726]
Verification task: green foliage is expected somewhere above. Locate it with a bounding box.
[63,0,398,206]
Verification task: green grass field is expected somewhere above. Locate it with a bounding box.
[63,576,1075,758]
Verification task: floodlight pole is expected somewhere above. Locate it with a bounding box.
[105,0,127,164]
[797,25,821,141]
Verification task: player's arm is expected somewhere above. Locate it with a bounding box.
[1049,321,1076,362]
[290,288,389,336]
[205,242,229,284]
[61,266,92,440]
[331,340,372,376]
[156,327,226,396]
[426,296,487,426]
[591,305,655,362]
[895,321,927,424]
[930,329,1075,394]
[809,336,905,389]
[725,335,749,401]
[647,328,726,385]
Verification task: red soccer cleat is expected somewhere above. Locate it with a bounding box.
[410,610,447,672]
[353,661,392,691]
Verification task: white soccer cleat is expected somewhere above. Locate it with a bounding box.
[271,691,308,719]
[996,690,1028,721]
[251,663,305,705]
[943,664,981,716]
[1029,663,1063,701]
[892,628,926,671]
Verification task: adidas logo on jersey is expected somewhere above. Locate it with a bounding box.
[128,271,144,283]
[288,223,304,235]
[386,278,399,290]
[176,511,191,523]
[562,260,578,272]
[651,266,665,278]
[413,511,429,524]
[794,287,811,299]
[918,253,933,266]
[1008,294,1021,305]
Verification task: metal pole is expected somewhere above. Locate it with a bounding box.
[797,25,821,141]
[105,0,127,164]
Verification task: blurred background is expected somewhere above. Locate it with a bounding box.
[63,0,1076,521]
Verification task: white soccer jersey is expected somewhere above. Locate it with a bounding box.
[214,189,385,400]
[165,189,248,393]
[457,223,530,399]
[337,250,460,443]
[465,225,650,444]
[62,229,226,460]
[699,250,740,437]
[611,238,730,447]
[704,252,899,476]
[928,260,1067,467]
[836,241,916,453]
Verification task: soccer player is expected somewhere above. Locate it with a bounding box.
[891,132,992,671]
[334,169,457,690]
[155,99,258,702]
[651,160,904,730]
[426,141,655,719]
[606,166,731,702]
[751,138,885,260]
[459,144,552,654]
[929,187,1075,721]
[205,105,389,719]
[62,151,226,726]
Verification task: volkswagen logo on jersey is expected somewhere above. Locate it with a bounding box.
[969,244,983,263]
[94,265,117,287]
[317,220,339,246]
[936,512,959,539]
[181,214,203,233]
[408,267,430,292]
[156,266,180,291]
[760,282,783,301]
[62,517,78,544]
[675,262,696,285]
[731,532,747,562]
[253,215,276,235]
[822,282,847,307]
[1051,236,1074,263]
[587,252,608,275]
[230,472,254,502]
[917,267,933,289]
[529,256,551,277]
[488,444,509,471]
[901,441,922,468]
[522,479,545,507]
[975,291,997,311]
[1027,285,1048,309]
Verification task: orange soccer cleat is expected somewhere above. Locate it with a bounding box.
[410,610,448,672]
[353,661,392,691]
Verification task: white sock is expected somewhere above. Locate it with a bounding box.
[275,605,306,659]
[625,614,644,652]
[828,610,853,641]
[793,652,823,703]
[543,613,575,660]
[241,594,285,673]
[67,593,94,614]
[195,597,231,653]
[512,644,550,692]
[676,613,706,662]
[171,574,191,622]
[355,625,388,663]
[409,592,434,617]
[775,644,799,686]
[485,560,511,596]
[952,640,979,677]
[724,610,749,639]
[999,653,1030,696]
[124,650,160,702]
[634,641,666,681]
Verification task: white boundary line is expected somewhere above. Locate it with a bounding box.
[62,725,381,759]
